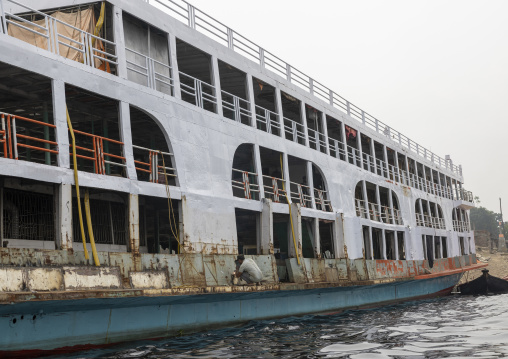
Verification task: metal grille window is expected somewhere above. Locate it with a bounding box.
[72,198,126,245]
[2,188,54,241]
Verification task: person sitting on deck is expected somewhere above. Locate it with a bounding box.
[234,255,263,285]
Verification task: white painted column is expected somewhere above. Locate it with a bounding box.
[246,75,257,128]
[388,188,395,225]
[340,121,348,161]
[356,130,363,168]
[393,151,400,183]
[306,161,316,209]
[253,144,265,199]
[383,146,389,178]
[361,181,370,220]
[334,212,345,259]
[112,5,127,80]
[52,79,69,169]
[321,112,330,155]
[282,152,291,201]
[375,184,382,223]
[128,193,139,253]
[370,137,376,174]
[118,101,137,180]
[418,199,425,227]
[274,87,285,139]
[55,183,73,250]
[313,217,320,258]
[368,226,374,260]
[382,229,387,259]
[394,231,399,260]
[405,156,411,186]
[168,34,182,100]
[288,203,302,258]
[210,56,223,117]
[260,198,273,255]
[300,101,310,147]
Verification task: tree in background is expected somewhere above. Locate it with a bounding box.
[470,206,499,239]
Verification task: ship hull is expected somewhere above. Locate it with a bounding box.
[0,273,461,356]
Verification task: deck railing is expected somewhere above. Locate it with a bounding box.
[262,175,287,203]
[1,112,58,163]
[125,48,173,94]
[141,0,463,177]
[132,145,176,184]
[221,90,251,125]
[255,105,280,136]
[328,137,346,160]
[416,213,446,230]
[289,181,312,208]
[179,71,217,112]
[70,129,125,176]
[1,0,117,70]
[314,188,332,212]
[232,168,259,200]
[307,128,326,153]
[283,117,305,145]
[453,220,471,232]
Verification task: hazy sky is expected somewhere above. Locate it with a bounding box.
[187,0,508,212]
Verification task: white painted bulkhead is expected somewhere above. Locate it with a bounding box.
[0,0,474,260]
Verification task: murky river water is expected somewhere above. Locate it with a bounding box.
[64,294,508,359]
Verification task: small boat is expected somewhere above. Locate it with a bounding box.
[458,269,508,295]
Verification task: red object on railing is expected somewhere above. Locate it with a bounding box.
[1,112,58,160]
[69,129,125,175]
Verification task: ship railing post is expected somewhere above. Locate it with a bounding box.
[187,4,196,29]
[0,0,7,35]
[259,47,265,68]
[227,27,234,50]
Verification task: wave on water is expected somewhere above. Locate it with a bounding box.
[61,294,508,359]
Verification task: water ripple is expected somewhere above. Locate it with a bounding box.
[63,294,508,359]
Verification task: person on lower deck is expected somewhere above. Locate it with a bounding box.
[234,255,263,284]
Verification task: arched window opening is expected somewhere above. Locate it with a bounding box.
[259,147,285,203]
[231,144,259,200]
[415,199,445,229]
[288,155,311,207]
[130,106,177,186]
[312,164,332,212]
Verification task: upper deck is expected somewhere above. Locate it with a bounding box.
[0,0,474,261]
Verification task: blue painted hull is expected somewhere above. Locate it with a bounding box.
[0,273,461,353]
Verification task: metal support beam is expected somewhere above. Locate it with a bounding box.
[128,193,139,253]
[112,5,127,79]
[52,79,69,168]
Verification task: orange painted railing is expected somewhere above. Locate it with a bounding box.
[133,145,176,183]
[69,129,125,175]
[1,112,58,160]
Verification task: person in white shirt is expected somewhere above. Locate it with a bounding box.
[234,255,263,284]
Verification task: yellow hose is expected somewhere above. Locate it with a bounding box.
[66,107,89,260]
[161,153,181,254]
[84,190,100,266]
[280,154,300,265]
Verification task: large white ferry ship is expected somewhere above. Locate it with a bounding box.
[0,0,484,355]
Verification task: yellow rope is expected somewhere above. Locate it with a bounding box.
[280,154,300,265]
[84,190,100,266]
[66,107,88,260]
[161,153,180,253]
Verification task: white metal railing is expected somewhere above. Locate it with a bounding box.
[307,128,326,152]
[2,1,118,69]
[328,137,346,160]
[416,213,446,230]
[346,145,361,167]
[314,188,332,212]
[262,175,287,203]
[289,181,312,208]
[283,117,305,144]
[232,168,259,200]
[355,199,381,222]
[453,220,471,233]
[255,105,280,136]
[221,90,251,124]
[179,71,217,111]
[355,199,368,219]
[361,153,376,174]
[141,0,463,177]
[132,145,176,183]
[457,188,474,203]
[126,47,173,93]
